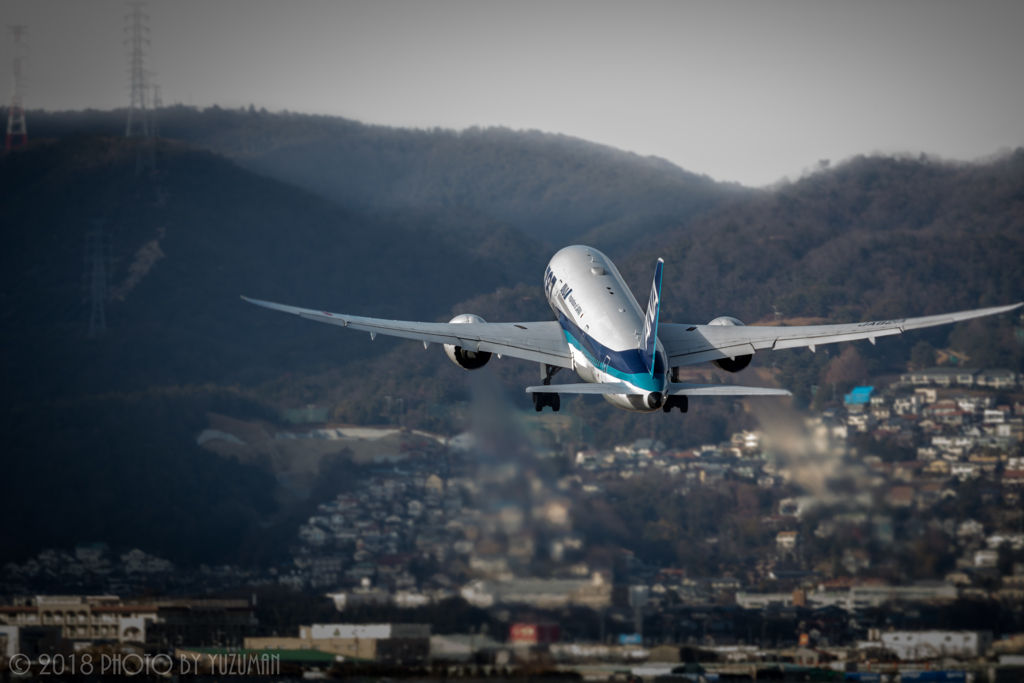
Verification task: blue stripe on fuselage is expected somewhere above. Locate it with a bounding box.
[557,312,666,392]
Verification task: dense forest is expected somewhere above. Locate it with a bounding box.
[0,135,548,402]
[2,107,1022,567]
[20,106,751,251]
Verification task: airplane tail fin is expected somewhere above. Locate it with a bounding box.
[640,258,664,376]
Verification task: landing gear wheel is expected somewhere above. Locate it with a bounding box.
[532,392,560,412]
[662,396,689,413]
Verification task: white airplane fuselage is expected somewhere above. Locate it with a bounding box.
[543,245,669,412]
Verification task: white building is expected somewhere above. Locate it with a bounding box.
[895,394,924,414]
[984,409,1008,424]
[0,596,156,643]
[735,592,794,609]
[987,533,1024,550]
[880,630,992,661]
[951,463,981,480]
[847,413,877,433]
[301,623,429,640]
[807,583,959,612]
[974,549,999,569]
[460,574,611,609]
[976,369,1020,389]
[0,626,18,658]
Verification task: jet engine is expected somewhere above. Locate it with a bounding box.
[707,316,752,373]
[444,314,492,370]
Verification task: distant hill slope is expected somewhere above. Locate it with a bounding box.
[23,107,752,251]
[616,152,1024,385]
[0,135,550,567]
[0,135,546,403]
[625,152,1024,323]
[4,119,1022,571]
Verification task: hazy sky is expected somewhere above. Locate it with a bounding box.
[3,0,1022,187]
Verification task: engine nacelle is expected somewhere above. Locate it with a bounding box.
[444,314,492,370]
[707,316,752,373]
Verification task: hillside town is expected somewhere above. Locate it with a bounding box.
[3,366,1024,680]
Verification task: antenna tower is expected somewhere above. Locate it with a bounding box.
[125,2,155,173]
[85,221,112,337]
[5,25,29,151]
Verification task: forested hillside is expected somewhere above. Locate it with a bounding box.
[630,152,1024,326]
[0,135,546,403]
[3,109,1023,568]
[22,106,751,250]
[0,134,554,566]
[619,152,1024,404]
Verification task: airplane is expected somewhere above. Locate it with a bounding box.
[243,245,1021,414]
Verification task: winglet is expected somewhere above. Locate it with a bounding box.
[640,258,664,376]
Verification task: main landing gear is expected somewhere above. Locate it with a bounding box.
[535,363,562,411]
[533,392,560,412]
[664,367,688,413]
[662,395,688,413]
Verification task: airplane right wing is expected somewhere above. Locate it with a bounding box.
[660,302,1022,367]
[242,296,574,369]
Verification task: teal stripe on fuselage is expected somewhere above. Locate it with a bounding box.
[562,331,664,392]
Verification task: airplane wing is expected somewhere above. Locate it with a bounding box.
[660,302,1023,367]
[242,296,573,369]
[525,382,791,396]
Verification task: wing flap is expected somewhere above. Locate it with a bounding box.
[662,302,1022,366]
[671,343,757,365]
[771,326,902,350]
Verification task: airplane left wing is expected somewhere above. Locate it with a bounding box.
[660,302,1023,367]
[242,296,574,369]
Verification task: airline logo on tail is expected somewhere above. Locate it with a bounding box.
[640,258,664,376]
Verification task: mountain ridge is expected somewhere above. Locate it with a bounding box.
[19,106,752,251]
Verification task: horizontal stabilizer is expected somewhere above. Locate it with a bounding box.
[669,383,791,396]
[525,383,791,397]
[526,383,644,395]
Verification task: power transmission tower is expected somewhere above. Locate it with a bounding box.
[5,25,29,151]
[150,83,161,138]
[125,2,154,173]
[85,221,112,337]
